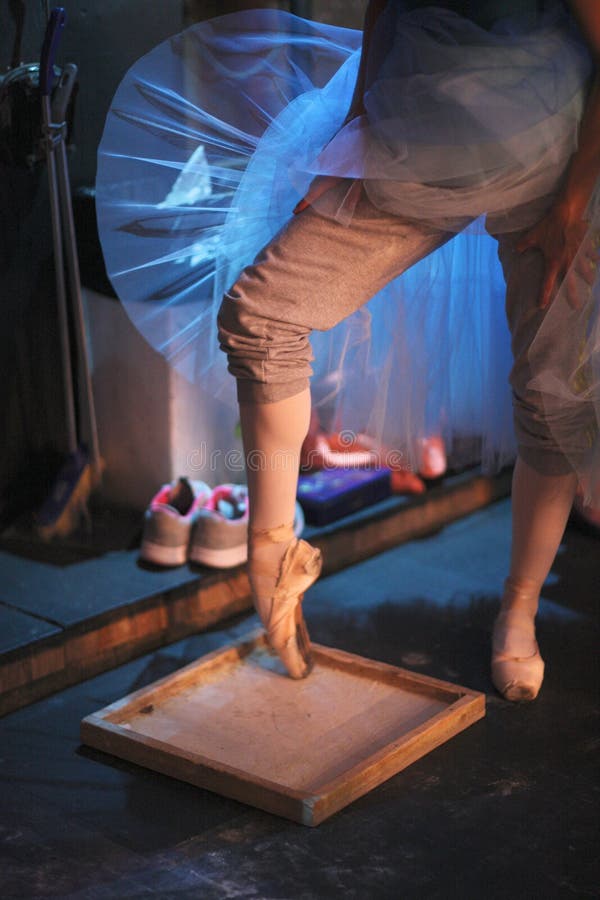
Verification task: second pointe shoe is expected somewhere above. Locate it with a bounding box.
[491,577,545,702]
[251,524,322,679]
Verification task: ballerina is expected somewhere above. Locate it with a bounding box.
[216,0,599,699]
[96,0,599,700]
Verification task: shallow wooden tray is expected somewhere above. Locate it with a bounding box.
[81,632,485,826]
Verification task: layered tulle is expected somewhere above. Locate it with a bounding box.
[528,185,600,503]
[297,1,593,231]
[95,4,599,494]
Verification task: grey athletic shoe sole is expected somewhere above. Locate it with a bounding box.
[140,538,189,566]
[188,511,247,568]
[140,506,192,567]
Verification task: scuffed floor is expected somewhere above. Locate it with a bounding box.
[1,500,598,899]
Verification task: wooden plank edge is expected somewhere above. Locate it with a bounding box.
[80,716,313,826]
[90,635,476,728]
[0,571,253,718]
[99,630,266,724]
[317,470,512,576]
[306,692,486,826]
[312,643,478,704]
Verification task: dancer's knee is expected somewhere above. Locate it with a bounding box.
[511,388,590,476]
[217,281,314,404]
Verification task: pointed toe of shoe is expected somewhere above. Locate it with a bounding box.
[491,653,545,702]
[265,538,322,680]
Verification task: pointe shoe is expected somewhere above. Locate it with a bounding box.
[491,610,545,702]
[250,527,322,679]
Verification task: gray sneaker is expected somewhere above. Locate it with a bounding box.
[189,484,305,569]
[140,477,211,566]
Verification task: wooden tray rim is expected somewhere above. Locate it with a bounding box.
[82,713,312,802]
[92,631,481,728]
[81,632,485,808]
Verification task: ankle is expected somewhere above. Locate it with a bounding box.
[499,574,541,618]
[249,521,295,549]
[248,521,295,574]
[504,574,541,596]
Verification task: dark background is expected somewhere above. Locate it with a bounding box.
[0,0,365,525]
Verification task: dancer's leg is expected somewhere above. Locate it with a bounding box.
[219,187,450,676]
[510,457,577,588]
[240,389,310,620]
[494,230,581,700]
[492,456,577,700]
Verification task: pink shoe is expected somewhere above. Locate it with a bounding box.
[250,522,322,679]
[491,575,545,702]
[491,614,545,702]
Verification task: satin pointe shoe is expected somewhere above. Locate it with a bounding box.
[250,524,322,679]
[491,578,545,702]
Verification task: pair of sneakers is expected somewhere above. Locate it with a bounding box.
[140,477,305,568]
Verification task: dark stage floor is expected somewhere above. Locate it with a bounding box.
[1,499,598,899]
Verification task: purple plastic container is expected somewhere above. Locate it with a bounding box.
[297,467,392,526]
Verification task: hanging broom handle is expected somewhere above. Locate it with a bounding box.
[55,91,103,474]
[40,7,65,97]
[41,7,78,455]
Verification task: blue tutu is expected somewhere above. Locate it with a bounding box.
[95,3,599,494]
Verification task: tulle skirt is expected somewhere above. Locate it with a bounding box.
[95,3,599,499]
